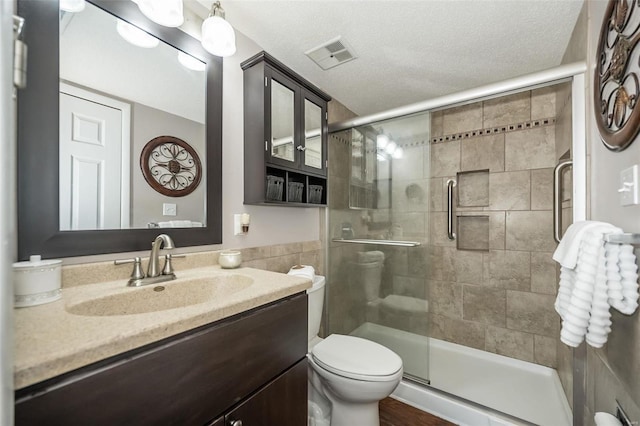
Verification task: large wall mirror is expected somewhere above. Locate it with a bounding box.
[17,0,223,259]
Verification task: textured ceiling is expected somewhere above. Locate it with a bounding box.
[197,0,584,116]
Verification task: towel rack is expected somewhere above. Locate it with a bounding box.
[332,238,421,247]
[604,233,640,245]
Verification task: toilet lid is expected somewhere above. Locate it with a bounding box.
[311,334,402,380]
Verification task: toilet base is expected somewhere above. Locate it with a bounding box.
[330,400,380,426]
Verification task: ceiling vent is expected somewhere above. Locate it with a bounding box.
[305,36,357,70]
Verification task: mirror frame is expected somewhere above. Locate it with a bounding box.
[17,0,223,260]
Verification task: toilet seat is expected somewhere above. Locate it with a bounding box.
[311,334,402,382]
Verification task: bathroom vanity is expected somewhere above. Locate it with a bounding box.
[14,266,310,426]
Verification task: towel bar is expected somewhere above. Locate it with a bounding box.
[604,233,640,245]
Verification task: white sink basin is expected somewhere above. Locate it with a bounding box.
[65,275,253,316]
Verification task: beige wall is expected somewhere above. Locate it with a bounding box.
[428,87,563,369]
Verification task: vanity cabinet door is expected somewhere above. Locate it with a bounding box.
[225,359,307,426]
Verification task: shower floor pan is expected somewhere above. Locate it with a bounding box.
[351,322,572,426]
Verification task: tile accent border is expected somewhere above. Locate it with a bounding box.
[431,117,556,144]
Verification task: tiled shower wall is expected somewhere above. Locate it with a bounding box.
[427,87,563,368]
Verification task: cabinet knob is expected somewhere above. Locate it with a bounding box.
[296,145,306,151]
[230,420,243,426]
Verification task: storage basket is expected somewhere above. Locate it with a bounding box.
[288,181,304,203]
[309,185,323,204]
[266,175,284,201]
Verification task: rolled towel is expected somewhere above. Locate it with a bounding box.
[288,265,315,281]
[358,251,385,264]
[553,221,617,268]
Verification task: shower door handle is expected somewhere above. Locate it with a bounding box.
[447,179,456,241]
[553,160,572,243]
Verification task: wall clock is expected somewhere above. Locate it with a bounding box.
[594,0,640,151]
[140,136,202,197]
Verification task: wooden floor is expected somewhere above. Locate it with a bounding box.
[379,397,457,426]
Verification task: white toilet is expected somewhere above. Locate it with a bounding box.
[307,275,403,426]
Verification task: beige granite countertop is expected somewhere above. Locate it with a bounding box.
[14,266,311,389]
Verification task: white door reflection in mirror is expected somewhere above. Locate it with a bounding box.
[271,79,295,163]
[304,99,322,169]
[60,89,129,230]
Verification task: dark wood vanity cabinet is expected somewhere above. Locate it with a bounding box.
[242,51,331,206]
[15,293,308,426]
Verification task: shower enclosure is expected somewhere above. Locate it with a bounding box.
[325,63,586,425]
[328,112,432,384]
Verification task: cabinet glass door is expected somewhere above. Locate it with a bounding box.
[303,99,322,169]
[271,79,296,163]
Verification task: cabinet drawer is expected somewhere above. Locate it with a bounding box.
[226,359,307,426]
[16,293,308,426]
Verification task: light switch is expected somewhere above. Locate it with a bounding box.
[163,203,177,216]
[619,165,639,206]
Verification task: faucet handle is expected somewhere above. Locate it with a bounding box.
[114,257,145,283]
[162,254,185,276]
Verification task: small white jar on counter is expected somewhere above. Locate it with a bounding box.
[13,255,62,308]
[218,251,242,269]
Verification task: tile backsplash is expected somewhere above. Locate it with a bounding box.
[62,241,323,288]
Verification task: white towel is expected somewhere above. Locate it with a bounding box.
[553,221,607,268]
[553,221,638,348]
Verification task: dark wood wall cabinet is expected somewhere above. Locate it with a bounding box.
[242,51,331,207]
[15,293,308,426]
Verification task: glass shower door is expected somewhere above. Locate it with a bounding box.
[327,112,431,384]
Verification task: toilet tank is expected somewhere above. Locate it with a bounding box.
[307,275,325,342]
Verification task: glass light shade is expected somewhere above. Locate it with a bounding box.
[201,16,237,57]
[384,141,397,154]
[177,51,206,71]
[116,20,159,48]
[60,0,85,13]
[137,0,184,27]
[376,134,389,149]
[392,147,404,159]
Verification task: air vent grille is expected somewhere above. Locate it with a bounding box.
[305,36,357,70]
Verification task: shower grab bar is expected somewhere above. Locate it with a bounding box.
[553,159,573,243]
[331,238,421,247]
[446,179,456,240]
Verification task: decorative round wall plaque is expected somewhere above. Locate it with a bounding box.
[594,0,640,151]
[140,136,202,197]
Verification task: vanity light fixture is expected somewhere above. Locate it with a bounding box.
[177,51,206,71]
[376,133,403,159]
[201,1,236,57]
[116,20,159,48]
[376,134,389,150]
[392,147,404,159]
[137,0,184,28]
[384,141,397,155]
[60,0,85,13]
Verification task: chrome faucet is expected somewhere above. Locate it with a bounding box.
[147,234,175,278]
[114,233,181,287]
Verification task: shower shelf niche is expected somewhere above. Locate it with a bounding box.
[457,169,490,208]
[456,215,490,251]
